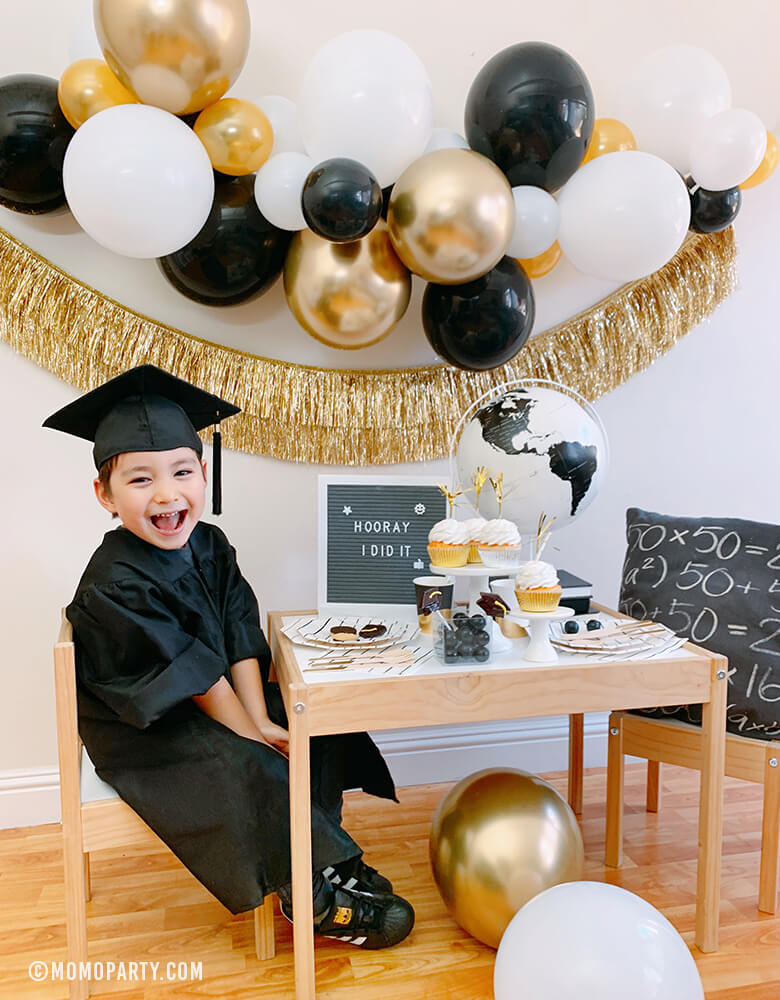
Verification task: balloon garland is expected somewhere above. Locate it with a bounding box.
[0,3,766,460]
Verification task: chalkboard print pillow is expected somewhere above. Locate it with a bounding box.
[619,508,780,740]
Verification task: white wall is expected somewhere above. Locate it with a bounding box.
[1,0,779,825]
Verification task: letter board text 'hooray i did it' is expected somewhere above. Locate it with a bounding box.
[318,476,447,609]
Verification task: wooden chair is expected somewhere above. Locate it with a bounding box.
[602,711,780,914]
[55,615,276,1000]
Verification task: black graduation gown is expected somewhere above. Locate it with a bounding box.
[66,522,396,914]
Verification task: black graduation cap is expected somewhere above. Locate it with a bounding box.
[43,365,240,515]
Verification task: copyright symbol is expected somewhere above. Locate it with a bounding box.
[29,961,47,981]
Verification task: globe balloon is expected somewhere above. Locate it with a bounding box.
[453,382,608,536]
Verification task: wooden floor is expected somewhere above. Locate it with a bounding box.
[2,764,780,999]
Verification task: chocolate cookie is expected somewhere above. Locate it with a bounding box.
[359,623,387,640]
[330,625,358,642]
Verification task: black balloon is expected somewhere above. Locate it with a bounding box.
[422,257,535,371]
[158,173,292,306]
[302,157,382,242]
[687,177,741,233]
[464,42,594,192]
[0,74,75,214]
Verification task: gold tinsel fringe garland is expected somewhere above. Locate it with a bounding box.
[0,225,737,465]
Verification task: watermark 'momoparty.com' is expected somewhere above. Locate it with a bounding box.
[29,960,203,983]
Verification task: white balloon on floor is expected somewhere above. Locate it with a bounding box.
[63,105,214,258]
[557,150,690,281]
[298,30,433,188]
[494,881,705,1000]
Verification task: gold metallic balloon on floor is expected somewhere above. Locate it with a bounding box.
[430,768,584,948]
[194,98,274,176]
[387,148,514,284]
[284,221,412,349]
[57,59,138,129]
[94,0,251,115]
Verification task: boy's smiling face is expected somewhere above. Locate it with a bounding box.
[94,447,207,550]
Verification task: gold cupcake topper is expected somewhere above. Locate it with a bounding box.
[489,473,504,516]
[437,482,465,517]
[535,513,556,560]
[471,466,488,513]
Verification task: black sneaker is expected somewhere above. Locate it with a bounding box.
[322,857,394,895]
[281,884,414,949]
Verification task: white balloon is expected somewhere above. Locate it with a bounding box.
[67,2,102,62]
[254,152,313,231]
[557,151,690,282]
[256,95,305,155]
[298,30,433,188]
[507,186,560,259]
[424,128,469,154]
[494,882,705,1000]
[622,44,732,174]
[63,105,214,258]
[689,108,767,190]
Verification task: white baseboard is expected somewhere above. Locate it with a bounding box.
[0,767,61,829]
[375,713,608,787]
[0,715,609,830]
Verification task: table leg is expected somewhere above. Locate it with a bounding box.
[695,656,727,953]
[289,696,316,999]
[567,713,584,815]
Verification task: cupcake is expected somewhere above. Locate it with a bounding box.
[427,518,469,567]
[514,560,562,612]
[461,516,487,563]
[476,518,523,567]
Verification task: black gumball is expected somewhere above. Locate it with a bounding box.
[159,174,292,305]
[586,619,603,631]
[422,257,535,371]
[464,42,594,192]
[469,615,486,631]
[473,646,490,662]
[686,176,741,233]
[302,157,382,243]
[452,613,469,626]
[0,74,75,214]
[563,620,580,634]
[473,629,490,646]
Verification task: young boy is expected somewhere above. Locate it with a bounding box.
[44,364,414,949]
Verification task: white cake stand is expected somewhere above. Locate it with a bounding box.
[507,606,574,662]
[428,563,522,652]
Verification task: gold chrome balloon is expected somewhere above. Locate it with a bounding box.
[387,148,514,284]
[94,0,250,116]
[741,131,778,189]
[518,241,562,278]
[581,118,636,165]
[194,98,273,176]
[284,222,411,349]
[57,59,137,129]
[430,768,584,948]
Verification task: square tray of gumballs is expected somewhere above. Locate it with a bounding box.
[434,613,492,664]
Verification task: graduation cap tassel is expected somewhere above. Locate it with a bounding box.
[212,424,222,516]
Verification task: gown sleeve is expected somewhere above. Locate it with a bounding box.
[221,542,272,677]
[68,579,229,730]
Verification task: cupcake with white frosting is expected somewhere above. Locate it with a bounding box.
[428,518,470,567]
[476,518,523,567]
[514,560,562,612]
[461,516,487,563]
